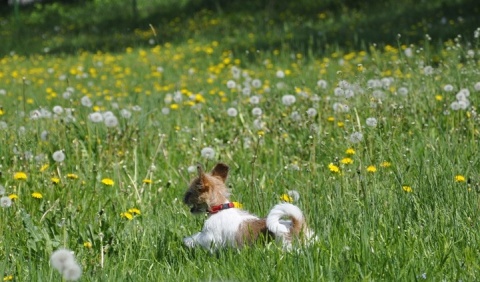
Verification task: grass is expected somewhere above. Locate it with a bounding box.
[0,0,480,281]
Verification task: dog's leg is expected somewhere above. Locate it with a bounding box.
[183,232,202,248]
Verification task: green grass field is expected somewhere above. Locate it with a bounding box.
[1,0,480,281]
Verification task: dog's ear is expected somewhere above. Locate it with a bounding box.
[211,163,229,182]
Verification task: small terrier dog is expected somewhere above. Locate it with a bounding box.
[183,163,315,250]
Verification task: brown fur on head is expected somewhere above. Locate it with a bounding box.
[183,163,230,214]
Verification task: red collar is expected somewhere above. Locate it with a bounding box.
[208,202,235,214]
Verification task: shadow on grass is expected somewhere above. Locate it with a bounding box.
[1,0,479,56]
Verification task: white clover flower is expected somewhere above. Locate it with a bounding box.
[443,84,454,92]
[80,96,92,107]
[1,196,12,208]
[120,109,132,119]
[317,79,328,89]
[161,107,170,115]
[306,108,317,117]
[348,132,364,143]
[282,95,296,106]
[474,82,480,91]
[226,80,236,89]
[104,115,119,127]
[227,107,238,117]
[88,112,103,123]
[53,105,64,115]
[187,165,197,173]
[366,117,378,127]
[397,87,409,96]
[0,185,5,195]
[201,147,215,160]
[276,70,285,78]
[249,95,260,105]
[251,79,262,88]
[52,150,65,162]
[252,107,262,116]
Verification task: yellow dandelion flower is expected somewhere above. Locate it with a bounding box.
[142,179,152,184]
[380,161,391,168]
[67,173,79,179]
[121,212,133,220]
[40,164,49,172]
[257,130,265,136]
[345,148,355,155]
[170,104,179,110]
[455,175,466,182]
[32,192,43,199]
[327,116,335,122]
[0,109,4,116]
[367,165,377,173]
[3,275,13,281]
[51,177,60,184]
[8,194,18,201]
[14,172,27,180]
[280,194,293,203]
[402,186,413,193]
[337,122,344,127]
[328,163,340,173]
[340,158,353,165]
[101,178,114,186]
[83,242,93,248]
[232,202,243,208]
[435,95,443,101]
[128,208,141,215]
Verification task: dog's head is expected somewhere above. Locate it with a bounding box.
[183,163,230,214]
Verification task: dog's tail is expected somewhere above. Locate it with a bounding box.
[266,203,305,238]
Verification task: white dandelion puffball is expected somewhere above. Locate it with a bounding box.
[252,107,262,117]
[404,47,413,57]
[120,109,132,119]
[251,79,262,88]
[0,121,7,130]
[249,95,260,105]
[0,185,5,195]
[104,115,119,127]
[317,79,328,89]
[423,66,434,76]
[348,132,364,143]
[201,147,215,159]
[474,82,480,92]
[62,263,82,281]
[0,196,12,208]
[80,96,92,107]
[287,190,300,202]
[306,108,317,117]
[282,94,296,106]
[366,117,378,127]
[88,112,103,123]
[276,70,285,78]
[242,87,251,96]
[187,165,197,173]
[443,84,454,92]
[226,80,236,89]
[52,150,66,162]
[50,249,75,272]
[397,87,409,96]
[161,107,170,115]
[53,105,64,115]
[227,107,238,117]
[334,87,344,97]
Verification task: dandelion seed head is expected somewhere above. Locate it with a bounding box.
[52,106,64,115]
[201,147,215,159]
[317,79,328,89]
[249,95,260,105]
[242,87,251,96]
[120,109,132,119]
[366,117,378,127]
[306,108,317,117]
[52,150,65,162]
[474,82,480,92]
[348,132,364,143]
[0,196,12,208]
[0,185,5,195]
[88,112,103,123]
[50,249,75,272]
[276,70,285,78]
[397,87,409,96]
[80,96,92,107]
[282,94,296,106]
[251,107,262,116]
[227,107,238,117]
[444,84,454,92]
[226,80,236,89]
[187,165,197,173]
[251,79,262,88]
[104,115,119,127]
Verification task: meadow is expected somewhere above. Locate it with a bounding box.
[1,0,480,281]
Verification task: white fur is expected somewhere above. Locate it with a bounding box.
[184,202,314,251]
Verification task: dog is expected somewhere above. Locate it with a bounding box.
[182,163,315,251]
